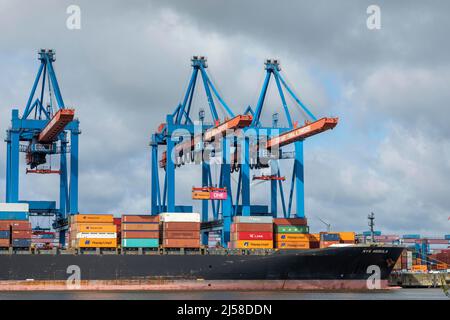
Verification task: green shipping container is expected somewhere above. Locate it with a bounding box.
[275,225,309,234]
[122,238,159,248]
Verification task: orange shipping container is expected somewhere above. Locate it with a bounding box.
[11,230,31,239]
[162,238,200,248]
[231,223,273,233]
[122,215,160,223]
[307,234,320,242]
[72,214,114,224]
[122,231,159,239]
[276,233,309,241]
[121,223,160,231]
[72,224,117,233]
[231,240,273,249]
[163,222,200,231]
[411,265,427,272]
[0,239,10,247]
[76,238,117,248]
[339,232,356,241]
[275,241,310,249]
[163,230,200,239]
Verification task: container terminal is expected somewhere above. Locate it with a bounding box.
[0,50,448,291]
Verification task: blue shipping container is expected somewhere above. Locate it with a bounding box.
[0,212,28,220]
[321,233,340,241]
[122,238,159,248]
[12,239,31,247]
[403,234,420,239]
[445,235,450,240]
[0,231,10,239]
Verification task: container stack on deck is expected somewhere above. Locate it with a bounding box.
[121,215,159,249]
[31,231,57,249]
[320,232,340,248]
[0,203,31,249]
[207,230,222,248]
[11,220,32,248]
[69,214,117,249]
[160,212,201,249]
[0,222,9,247]
[273,218,310,249]
[230,216,274,249]
[113,218,121,247]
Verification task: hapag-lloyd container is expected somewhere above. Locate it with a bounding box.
[231,240,273,249]
[276,241,310,249]
[76,238,117,248]
[72,224,117,233]
[72,214,114,224]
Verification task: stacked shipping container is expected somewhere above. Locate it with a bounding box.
[31,231,58,249]
[160,212,201,248]
[70,214,117,248]
[320,232,340,248]
[273,218,309,249]
[207,230,222,248]
[121,215,159,248]
[230,216,273,249]
[0,221,10,247]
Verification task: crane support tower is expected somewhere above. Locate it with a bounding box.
[4,49,80,245]
[150,57,337,247]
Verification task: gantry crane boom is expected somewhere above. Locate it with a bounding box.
[266,117,338,149]
[38,109,75,142]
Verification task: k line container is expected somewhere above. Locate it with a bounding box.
[121,223,159,231]
[232,232,273,241]
[159,212,201,222]
[274,225,309,234]
[231,240,273,249]
[76,232,117,239]
[72,214,114,224]
[231,223,273,232]
[233,216,273,224]
[76,238,117,248]
[122,231,159,239]
[122,238,159,248]
[122,215,160,223]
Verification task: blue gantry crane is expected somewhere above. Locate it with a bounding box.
[4,49,80,244]
[150,57,338,247]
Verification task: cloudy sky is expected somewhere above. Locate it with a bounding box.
[0,0,449,236]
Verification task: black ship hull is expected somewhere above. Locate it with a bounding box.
[0,245,403,291]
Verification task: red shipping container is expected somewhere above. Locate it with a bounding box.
[273,218,307,226]
[122,231,159,239]
[122,215,160,223]
[233,231,273,240]
[163,238,200,248]
[163,231,199,239]
[11,221,31,230]
[121,223,159,231]
[163,222,200,231]
[113,218,122,225]
[12,230,32,239]
[0,239,10,247]
[231,223,273,233]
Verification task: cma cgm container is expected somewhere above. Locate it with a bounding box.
[121,215,160,248]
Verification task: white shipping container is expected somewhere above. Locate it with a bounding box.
[233,216,273,224]
[160,212,201,222]
[76,232,117,239]
[0,203,29,212]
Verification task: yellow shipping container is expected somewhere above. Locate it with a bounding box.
[275,241,310,249]
[307,234,320,242]
[76,238,117,248]
[72,214,114,224]
[276,233,309,241]
[339,232,356,241]
[232,240,273,249]
[71,224,116,233]
[192,191,210,200]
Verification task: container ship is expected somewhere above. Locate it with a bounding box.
[0,212,404,291]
